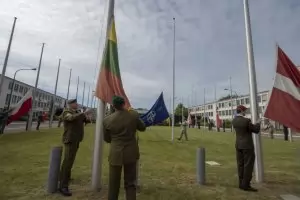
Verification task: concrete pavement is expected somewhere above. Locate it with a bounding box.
[4,121,59,133]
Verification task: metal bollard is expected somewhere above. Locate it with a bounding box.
[47,146,63,193]
[196,147,205,185]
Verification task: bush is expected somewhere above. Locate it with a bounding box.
[18,116,28,121]
[225,120,232,128]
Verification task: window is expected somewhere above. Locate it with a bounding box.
[237,100,240,105]
[229,110,232,116]
[228,102,231,107]
[262,94,267,102]
[225,110,228,116]
[241,99,244,105]
[5,94,10,105]
[14,84,19,91]
[222,111,225,116]
[19,86,24,93]
[8,82,13,89]
[12,95,17,103]
[257,95,261,103]
[24,87,28,94]
[245,98,250,104]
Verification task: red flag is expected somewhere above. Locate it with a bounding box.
[264,46,300,132]
[7,89,33,125]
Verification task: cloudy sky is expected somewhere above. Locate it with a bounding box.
[0,0,300,109]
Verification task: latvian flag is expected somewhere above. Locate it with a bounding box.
[7,89,33,125]
[264,46,300,132]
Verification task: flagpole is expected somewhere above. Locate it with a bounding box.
[181,97,184,123]
[0,17,17,98]
[169,96,171,127]
[214,84,217,101]
[27,43,45,131]
[203,88,206,129]
[49,59,61,128]
[76,76,79,99]
[66,68,72,100]
[91,91,94,108]
[243,0,264,183]
[87,86,90,108]
[91,0,115,191]
[82,81,86,107]
[194,90,198,128]
[171,17,176,143]
[229,76,233,132]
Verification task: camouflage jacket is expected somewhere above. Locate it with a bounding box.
[62,108,86,144]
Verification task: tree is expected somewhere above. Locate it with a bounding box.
[174,103,188,117]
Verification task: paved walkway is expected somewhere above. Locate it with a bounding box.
[4,121,59,133]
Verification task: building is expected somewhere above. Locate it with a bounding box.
[0,75,66,119]
[188,91,269,122]
[135,108,149,115]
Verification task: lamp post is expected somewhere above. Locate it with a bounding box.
[7,68,37,110]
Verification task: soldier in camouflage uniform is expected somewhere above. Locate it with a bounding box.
[103,96,146,200]
[178,118,188,141]
[59,99,91,196]
[0,110,9,134]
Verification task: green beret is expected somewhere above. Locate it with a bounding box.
[112,95,125,106]
[67,99,77,104]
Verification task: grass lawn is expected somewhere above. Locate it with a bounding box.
[0,126,299,200]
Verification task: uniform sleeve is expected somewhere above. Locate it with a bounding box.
[137,117,146,132]
[248,119,260,134]
[103,119,111,143]
[62,110,85,121]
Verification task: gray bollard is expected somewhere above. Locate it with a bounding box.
[196,147,205,185]
[47,146,63,193]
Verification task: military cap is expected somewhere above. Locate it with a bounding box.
[67,99,77,104]
[237,105,247,112]
[112,95,125,106]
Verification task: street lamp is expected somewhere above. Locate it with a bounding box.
[7,68,37,110]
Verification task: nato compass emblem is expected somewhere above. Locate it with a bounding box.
[146,111,156,123]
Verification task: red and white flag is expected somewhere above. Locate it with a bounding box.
[264,46,300,132]
[7,89,33,125]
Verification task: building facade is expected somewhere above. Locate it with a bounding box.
[0,75,66,119]
[188,91,269,122]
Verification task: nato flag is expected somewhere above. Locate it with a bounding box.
[140,92,169,127]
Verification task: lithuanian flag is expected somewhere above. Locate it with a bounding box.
[94,16,131,109]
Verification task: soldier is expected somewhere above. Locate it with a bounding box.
[178,118,188,141]
[232,105,261,192]
[103,96,146,200]
[0,110,9,134]
[222,120,226,132]
[36,111,43,130]
[283,125,288,141]
[59,99,91,196]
